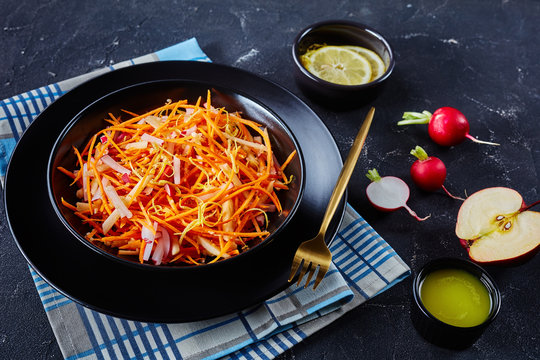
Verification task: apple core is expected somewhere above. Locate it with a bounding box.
[419,268,491,328]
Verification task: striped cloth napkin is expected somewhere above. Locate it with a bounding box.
[2,38,410,360]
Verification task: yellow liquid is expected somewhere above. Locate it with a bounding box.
[420,268,491,328]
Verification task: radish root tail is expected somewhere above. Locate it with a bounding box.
[441,185,466,201]
[403,204,430,221]
[465,134,500,146]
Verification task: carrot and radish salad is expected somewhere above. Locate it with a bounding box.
[58,92,296,266]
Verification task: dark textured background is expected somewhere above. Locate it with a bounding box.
[1,1,539,359]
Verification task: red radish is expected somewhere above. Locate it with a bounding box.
[141,225,156,261]
[409,146,464,200]
[398,107,499,146]
[151,226,172,265]
[366,169,430,221]
[121,173,130,184]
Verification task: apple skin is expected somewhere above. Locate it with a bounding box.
[456,187,540,265]
[460,234,540,266]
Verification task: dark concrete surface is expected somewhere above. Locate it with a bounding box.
[1,1,539,359]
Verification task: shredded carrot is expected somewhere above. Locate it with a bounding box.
[61,198,78,212]
[57,167,76,179]
[57,91,296,266]
[280,149,297,172]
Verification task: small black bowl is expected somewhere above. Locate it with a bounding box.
[48,80,305,268]
[292,20,395,107]
[411,258,501,349]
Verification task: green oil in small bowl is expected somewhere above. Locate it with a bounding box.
[419,268,492,328]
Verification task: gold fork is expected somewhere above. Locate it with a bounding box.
[288,107,375,290]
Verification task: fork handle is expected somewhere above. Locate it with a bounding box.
[318,107,375,237]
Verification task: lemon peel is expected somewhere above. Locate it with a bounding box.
[300,44,386,85]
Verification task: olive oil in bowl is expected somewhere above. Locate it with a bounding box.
[419,268,491,327]
[411,258,501,349]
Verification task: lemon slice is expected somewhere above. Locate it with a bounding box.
[342,45,386,81]
[301,46,372,86]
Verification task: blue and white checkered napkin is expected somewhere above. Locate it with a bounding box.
[2,38,410,360]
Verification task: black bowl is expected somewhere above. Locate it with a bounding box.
[48,80,305,268]
[411,257,501,349]
[5,61,347,322]
[292,20,395,107]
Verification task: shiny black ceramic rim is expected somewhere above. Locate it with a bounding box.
[4,61,346,323]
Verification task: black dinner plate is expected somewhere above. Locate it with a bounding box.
[4,61,346,323]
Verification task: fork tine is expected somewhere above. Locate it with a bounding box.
[288,257,303,282]
[296,261,311,287]
[312,263,330,290]
[303,265,317,288]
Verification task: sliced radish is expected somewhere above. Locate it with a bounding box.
[102,209,120,234]
[197,183,233,202]
[125,176,150,203]
[256,214,265,225]
[141,222,157,261]
[219,164,242,186]
[184,108,195,122]
[182,145,192,156]
[114,132,128,143]
[141,133,164,146]
[121,173,131,184]
[141,224,155,242]
[76,202,90,212]
[151,226,171,265]
[90,178,100,198]
[151,243,164,265]
[173,156,181,184]
[366,169,430,221]
[164,184,171,196]
[197,236,230,259]
[224,133,267,152]
[125,141,148,150]
[103,183,133,218]
[182,125,198,137]
[91,186,103,201]
[143,115,163,129]
[100,155,131,175]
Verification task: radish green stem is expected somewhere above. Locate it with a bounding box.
[403,204,431,221]
[410,145,428,161]
[366,168,381,182]
[397,111,432,126]
[465,134,500,146]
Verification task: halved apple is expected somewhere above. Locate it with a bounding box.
[455,187,540,263]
